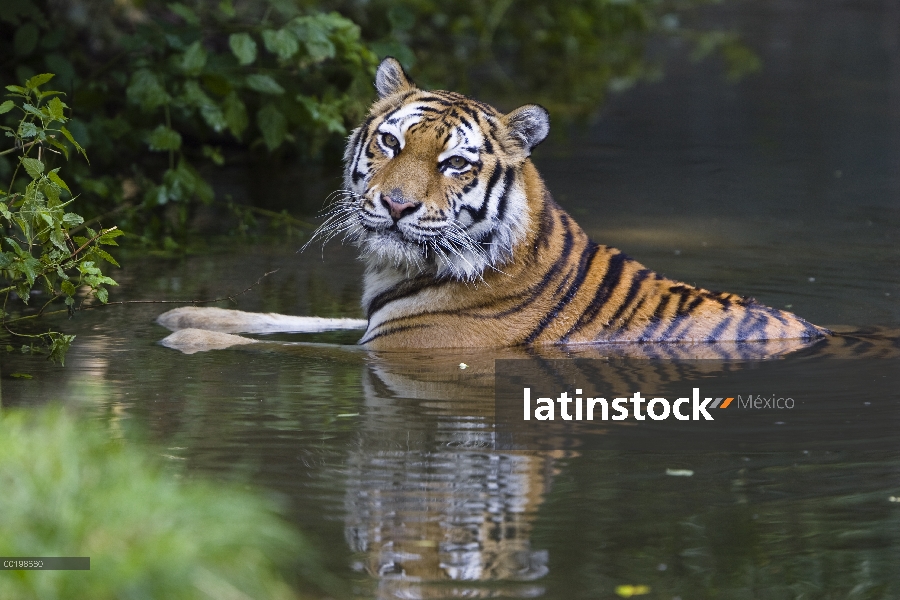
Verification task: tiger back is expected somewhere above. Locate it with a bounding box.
[319,58,829,350]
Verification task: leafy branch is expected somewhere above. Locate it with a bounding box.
[0,73,121,365]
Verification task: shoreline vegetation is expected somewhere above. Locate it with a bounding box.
[0,406,336,600]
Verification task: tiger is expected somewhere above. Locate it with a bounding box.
[313,56,829,350]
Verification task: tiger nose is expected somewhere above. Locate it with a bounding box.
[381,192,420,221]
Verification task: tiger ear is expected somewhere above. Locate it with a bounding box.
[375,57,415,99]
[503,104,550,155]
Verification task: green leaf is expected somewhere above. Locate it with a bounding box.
[46,97,66,122]
[59,126,88,162]
[228,33,258,66]
[21,157,44,179]
[46,136,70,160]
[222,92,248,138]
[48,170,71,193]
[18,122,39,139]
[62,212,83,226]
[16,280,31,304]
[98,229,125,245]
[21,103,45,119]
[181,41,208,76]
[297,95,346,134]
[95,287,109,304]
[0,100,14,115]
[262,29,299,61]
[126,70,170,111]
[48,333,76,366]
[168,2,200,25]
[25,73,55,90]
[257,104,287,151]
[6,85,27,94]
[39,209,55,228]
[92,247,120,267]
[41,180,60,204]
[289,15,337,62]
[245,74,285,95]
[181,81,227,132]
[61,280,76,296]
[147,125,182,151]
[78,260,100,275]
[16,254,41,285]
[50,227,67,252]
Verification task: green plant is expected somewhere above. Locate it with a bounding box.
[1,0,380,246]
[0,73,122,365]
[0,407,318,599]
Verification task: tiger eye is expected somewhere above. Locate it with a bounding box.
[382,133,399,148]
[448,156,467,169]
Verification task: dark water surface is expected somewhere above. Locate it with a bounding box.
[3,1,900,598]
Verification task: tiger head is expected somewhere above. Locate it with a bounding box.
[334,57,550,281]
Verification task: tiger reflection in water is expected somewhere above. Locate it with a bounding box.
[343,351,552,599]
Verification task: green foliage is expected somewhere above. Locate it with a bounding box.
[1,0,380,245]
[0,0,754,247]
[0,407,310,599]
[0,73,120,365]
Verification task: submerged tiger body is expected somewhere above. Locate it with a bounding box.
[319,58,827,350]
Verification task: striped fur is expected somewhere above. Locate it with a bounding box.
[314,58,829,350]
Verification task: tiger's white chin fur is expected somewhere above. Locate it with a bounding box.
[352,207,527,283]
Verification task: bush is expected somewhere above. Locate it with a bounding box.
[1,0,379,244]
[0,407,316,600]
[1,72,121,364]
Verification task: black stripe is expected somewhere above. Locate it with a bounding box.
[350,116,375,184]
[365,275,442,319]
[495,168,515,223]
[611,296,648,339]
[736,309,767,340]
[422,97,453,107]
[359,322,430,345]
[606,268,652,329]
[656,289,698,339]
[562,252,629,339]
[458,103,483,121]
[492,221,575,318]
[462,165,504,224]
[707,315,734,341]
[525,241,600,344]
[639,296,674,341]
[532,195,556,257]
[456,115,473,131]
